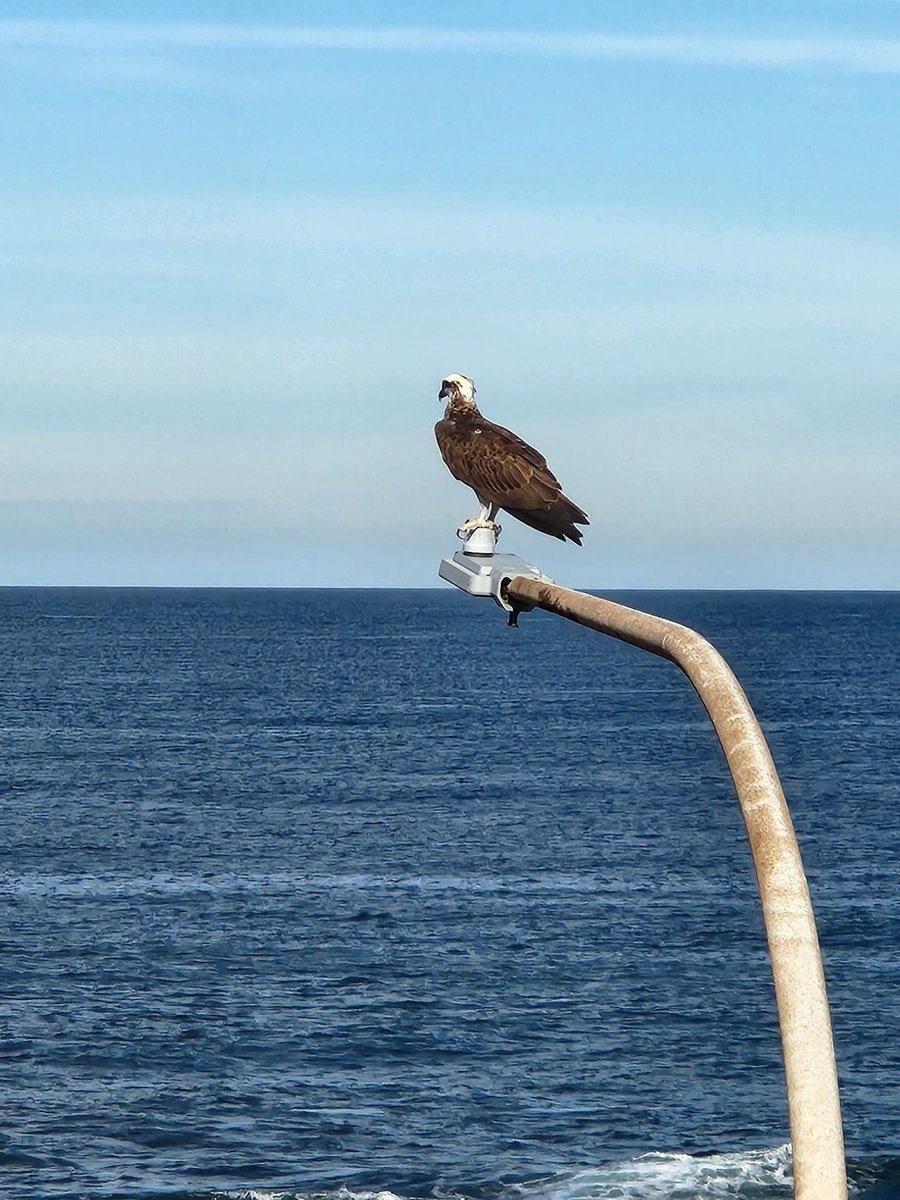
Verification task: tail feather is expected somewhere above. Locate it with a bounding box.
[502,497,589,545]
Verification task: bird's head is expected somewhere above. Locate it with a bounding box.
[438,373,476,408]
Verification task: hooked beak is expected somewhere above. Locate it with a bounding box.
[438,383,451,402]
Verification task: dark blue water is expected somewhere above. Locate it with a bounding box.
[1,588,898,1200]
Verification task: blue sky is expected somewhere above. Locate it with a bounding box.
[2,1,899,587]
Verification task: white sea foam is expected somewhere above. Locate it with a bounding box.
[221,1148,795,1200]
[222,1191,409,1200]
[226,1192,295,1200]
[512,1145,794,1199]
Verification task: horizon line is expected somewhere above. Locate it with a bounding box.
[0,583,896,593]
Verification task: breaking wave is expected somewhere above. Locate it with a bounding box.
[209,1145,900,1200]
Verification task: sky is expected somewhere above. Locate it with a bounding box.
[2,1,899,588]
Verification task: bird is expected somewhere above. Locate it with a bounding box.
[435,373,589,545]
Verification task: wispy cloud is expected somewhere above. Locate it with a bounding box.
[2,20,900,75]
[6,196,900,293]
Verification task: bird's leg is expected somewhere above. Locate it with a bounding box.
[458,499,502,538]
[458,500,493,532]
[488,503,502,540]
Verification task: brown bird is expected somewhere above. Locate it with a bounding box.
[435,373,589,545]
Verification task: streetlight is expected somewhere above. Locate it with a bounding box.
[439,528,847,1200]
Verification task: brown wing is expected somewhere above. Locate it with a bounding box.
[435,412,590,544]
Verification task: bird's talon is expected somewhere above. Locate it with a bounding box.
[457,517,497,537]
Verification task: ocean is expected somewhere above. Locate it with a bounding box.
[1,587,898,1200]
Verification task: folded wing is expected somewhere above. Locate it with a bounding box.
[436,415,589,545]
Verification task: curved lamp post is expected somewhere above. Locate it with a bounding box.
[439,533,847,1200]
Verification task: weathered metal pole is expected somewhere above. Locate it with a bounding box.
[505,577,847,1200]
